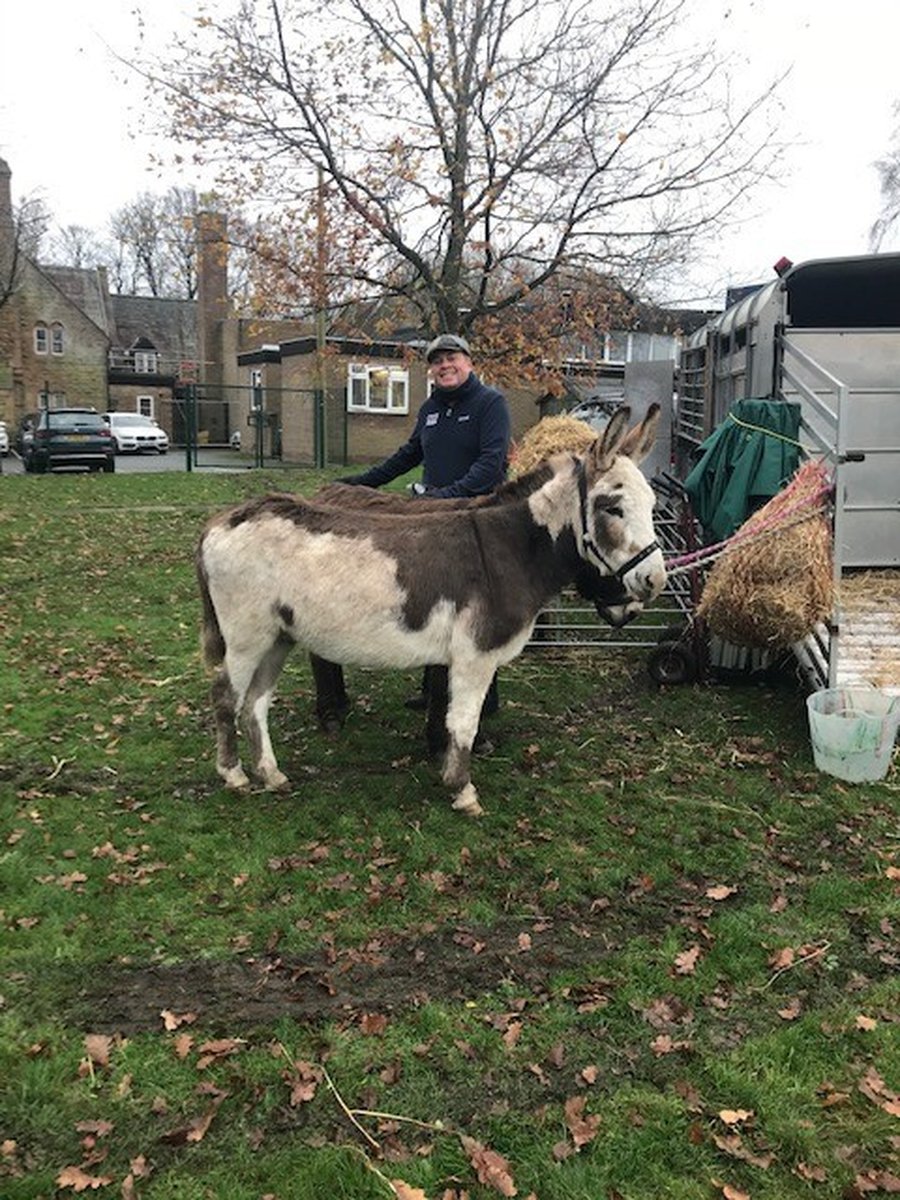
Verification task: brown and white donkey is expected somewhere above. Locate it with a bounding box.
[196,405,665,815]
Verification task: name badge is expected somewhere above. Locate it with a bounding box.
[457,414,470,422]
[425,412,439,426]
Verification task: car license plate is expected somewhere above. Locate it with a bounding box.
[62,434,89,441]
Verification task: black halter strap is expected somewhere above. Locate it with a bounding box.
[576,458,659,584]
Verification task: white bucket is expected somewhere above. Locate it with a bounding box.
[806,685,899,783]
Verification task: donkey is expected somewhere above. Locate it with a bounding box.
[306,472,646,737]
[196,405,665,816]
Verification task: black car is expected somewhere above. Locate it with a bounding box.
[21,408,116,474]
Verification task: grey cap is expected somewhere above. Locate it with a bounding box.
[425,333,471,361]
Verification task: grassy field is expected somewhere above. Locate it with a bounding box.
[1,467,898,1200]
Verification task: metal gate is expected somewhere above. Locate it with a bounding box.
[164,382,349,470]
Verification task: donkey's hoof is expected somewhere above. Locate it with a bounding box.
[219,764,251,791]
[261,769,290,791]
[451,783,484,817]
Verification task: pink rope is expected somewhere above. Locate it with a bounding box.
[664,478,833,573]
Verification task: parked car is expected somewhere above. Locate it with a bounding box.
[103,411,169,454]
[22,408,116,474]
[0,421,8,456]
[568,395,626,433]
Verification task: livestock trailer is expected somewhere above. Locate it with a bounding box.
[675,253,900,695]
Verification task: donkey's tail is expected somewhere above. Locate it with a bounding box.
[196,542,226,668]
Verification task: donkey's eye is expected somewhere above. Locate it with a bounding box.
[606,505,624,519]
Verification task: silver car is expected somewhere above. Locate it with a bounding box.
[0,421,8,456]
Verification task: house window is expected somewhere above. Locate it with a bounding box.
[605,331,629,363]
[51,323,65,355]
[137,395,154,418]
[134,349,159,374]
[34,324,48,354]
[347,363,409,414]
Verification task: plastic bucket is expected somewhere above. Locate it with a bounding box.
[806,685,899,783]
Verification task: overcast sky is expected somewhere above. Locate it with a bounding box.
[2,0,898,309]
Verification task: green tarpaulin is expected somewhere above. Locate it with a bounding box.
[683,399,801,541]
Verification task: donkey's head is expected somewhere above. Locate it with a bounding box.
[575,405,667,622]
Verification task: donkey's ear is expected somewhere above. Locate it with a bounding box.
[589,407,631,473]
[618,403,661,464]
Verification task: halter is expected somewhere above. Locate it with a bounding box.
[576,458,660,587]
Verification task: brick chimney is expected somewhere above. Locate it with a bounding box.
[0,157,14,289]
[197,209,229,396]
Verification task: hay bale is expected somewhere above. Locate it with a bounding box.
[511,415,596,476]
[697,460,833,648]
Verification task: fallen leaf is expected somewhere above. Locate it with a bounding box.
[173,1034,194,1060]
[159,1094,226,1145]
[712,1132,773,1170]
[502,1022,522,1050]
[360,1012,389,1036]
[650,1034,692,1056]
[460,1134,517,1196]
[564,1094,600,1149]
[284,1060,321,1107]
[768,947,795,970]
[855,1014,878,1031]
[83,1035,113,1069]
[75,1121,113,1138]
[795,1161,827,1182]
[390,1180,429,1200]
[547,1043,565,1069]
[55,1164,113,1191]
[706,884,738,900]
[777,998,802,1021]
[674,944,701,975]
[853,1169,900,1193]
[718,1109,754,1127]
[712,1182,751,1200]
[160,1009,196,1031]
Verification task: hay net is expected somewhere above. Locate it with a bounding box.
[696,459,834,648]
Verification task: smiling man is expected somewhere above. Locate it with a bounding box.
[339,333,512,717]
[342,333,511,499]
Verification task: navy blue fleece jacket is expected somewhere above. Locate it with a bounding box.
[351,372,511,497]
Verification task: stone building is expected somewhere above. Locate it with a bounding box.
[0,157,200,435]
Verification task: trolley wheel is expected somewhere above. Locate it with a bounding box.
[647,642,698,686]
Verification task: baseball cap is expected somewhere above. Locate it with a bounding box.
[425,333,471,361]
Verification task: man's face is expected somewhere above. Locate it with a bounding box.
[428,350,471,390]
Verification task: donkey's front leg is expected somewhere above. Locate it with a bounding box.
[441,661,494,817]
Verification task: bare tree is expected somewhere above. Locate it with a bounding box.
[140,0,783,349]
[870,104,900,251]
[45,224,109,269]
[0,195,51,311]
[108,186,200,297]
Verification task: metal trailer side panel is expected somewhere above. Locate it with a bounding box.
[780,328,900,694]
[780,329,900,568]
